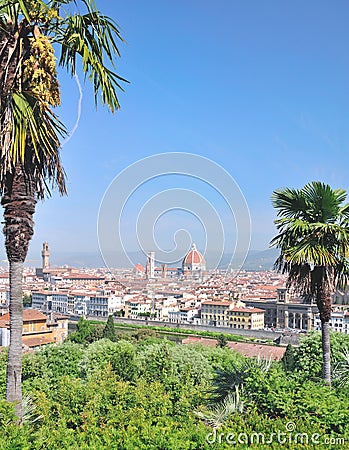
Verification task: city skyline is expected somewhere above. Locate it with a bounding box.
[1,1,348,267]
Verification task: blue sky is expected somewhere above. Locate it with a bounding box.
[3,0,349,267]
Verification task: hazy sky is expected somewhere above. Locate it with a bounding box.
[2,0,349,267]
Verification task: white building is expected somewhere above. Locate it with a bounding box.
[314,310,349,334]
[32,289,122,317]
[125,299,152,318]
[88,294,121,317]
[32,291,53,311]
[168,307,199,324]
[51,292,69,314]
[0,274,8,285]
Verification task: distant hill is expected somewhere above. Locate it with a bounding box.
[211,248,279,271]
[241,248,280,271]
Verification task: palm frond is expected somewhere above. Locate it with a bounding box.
[0,0,46,21]
[196,386,244,428]
[334,258,349,289]
[333,347,349,387]
[283,241,337,267]
[271,187,308,219]
[0,91,66,197]
[22,394,43,424]
[302,182,346,223]
[1,0,126,199]
[210,356,271,404]
[53,0,128,112]
[286,263,312,293]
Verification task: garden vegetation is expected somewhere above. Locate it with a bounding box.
[0,326,348,449]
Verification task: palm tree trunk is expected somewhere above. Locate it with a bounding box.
[6,261,23,418]
[1,165,36,420]
[313,266,332,386]
[321,320,331,385]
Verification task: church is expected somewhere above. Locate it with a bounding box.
[142,243,207,280]
[181,243,206,279]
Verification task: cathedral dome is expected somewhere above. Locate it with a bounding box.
[183,243,205,267]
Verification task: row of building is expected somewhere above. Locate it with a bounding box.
[32,289,123,317]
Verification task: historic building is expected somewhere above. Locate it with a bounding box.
[200,300,265,329]
[245,288,319,331]
[139,244,207,280]
[0,309,68,348]
[182,243,206,280]
[145,251,155,279]
[42,241,50,269]
[228,307,265,330]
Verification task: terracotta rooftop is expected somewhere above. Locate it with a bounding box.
[228,341,285,360]
[48,312,69,320]
[182,336,285,361]
[63,274,103,280]
[22,334,55,347]
[0,309,47,327]
[230,307,265,313]
[202,301,233,306]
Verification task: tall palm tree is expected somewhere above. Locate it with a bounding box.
[270,182,349,385]
[0,0,127,418]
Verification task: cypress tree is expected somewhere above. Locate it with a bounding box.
[103,315,116,341]
[282,343,296,372]
[216,334,228,348]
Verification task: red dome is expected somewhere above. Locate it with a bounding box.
[134,263,145,272]
[183,244,205,265]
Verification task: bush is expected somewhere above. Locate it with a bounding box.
[294,332,349,380]
[80,339,138,381]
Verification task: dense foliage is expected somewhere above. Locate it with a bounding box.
[0,330,348,449]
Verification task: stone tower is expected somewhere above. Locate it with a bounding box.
[42,242,50,270]
[146,251,155,279]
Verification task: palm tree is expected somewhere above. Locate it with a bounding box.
[270,182,349,385]
[0,0,127,418]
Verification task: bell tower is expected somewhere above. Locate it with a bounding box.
[146,251,155,279]
[42,242,50,270]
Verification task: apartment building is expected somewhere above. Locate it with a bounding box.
[228,307,265,330]
[201,301,234,327]
[88,294,121,317]
[124,299,152,318]
[168,307,199,324]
